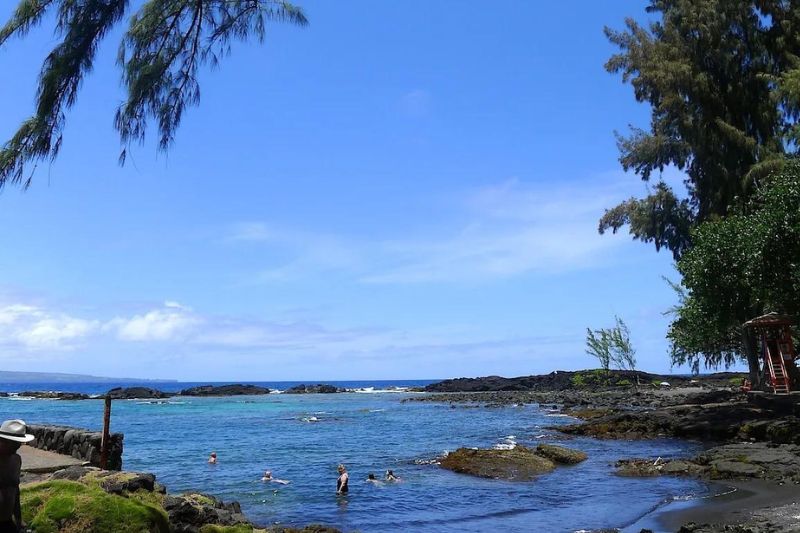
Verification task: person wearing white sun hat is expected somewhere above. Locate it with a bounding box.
[0,419,34,533]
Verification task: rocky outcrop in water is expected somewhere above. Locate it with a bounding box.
[284,384,344,394]
[106,387,170,399]
[616,442,800,485]
[425,370,743,393]
[535,443,587,464]
[178,384,271,396]
[439,444,586,481]
[19,390,91,400]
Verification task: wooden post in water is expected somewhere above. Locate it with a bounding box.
[100,397,111,469]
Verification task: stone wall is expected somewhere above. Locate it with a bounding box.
[27,424,124,471]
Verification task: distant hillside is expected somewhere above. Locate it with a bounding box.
[0,371,176,384]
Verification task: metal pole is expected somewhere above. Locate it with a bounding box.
[100,397,111,469]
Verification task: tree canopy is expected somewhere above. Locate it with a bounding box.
[668,162,800,377]
[0,0,307,189]
[600,0,800,260]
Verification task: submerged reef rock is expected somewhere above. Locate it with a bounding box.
[284,384,344,394]
[439,444,587,481]
[178,384,271,396]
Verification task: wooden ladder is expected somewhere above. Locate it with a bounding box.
[766,343,790,395]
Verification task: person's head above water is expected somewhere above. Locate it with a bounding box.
[264,470,272,478]
[368,473,375,480]
[337,464,346,473]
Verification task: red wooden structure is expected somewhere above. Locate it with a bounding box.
[743,313,800,394]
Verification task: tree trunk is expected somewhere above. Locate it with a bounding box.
[742,328,761,388]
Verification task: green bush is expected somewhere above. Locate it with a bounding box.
[571,374,586,387]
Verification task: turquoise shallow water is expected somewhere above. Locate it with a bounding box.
[1,382,709,532]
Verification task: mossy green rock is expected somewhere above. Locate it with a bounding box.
[21,480,170,533]
[440,446,556,480]
[535,444,588,464]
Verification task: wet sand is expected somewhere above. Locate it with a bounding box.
[630,480,800,532]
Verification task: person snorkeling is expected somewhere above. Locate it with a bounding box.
[261,470,289,485]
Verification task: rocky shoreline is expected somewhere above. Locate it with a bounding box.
[21,464,340,533]
[408,374,800,533]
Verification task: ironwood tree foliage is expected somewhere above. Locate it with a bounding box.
[586,316,637,375]
[600,0,800,260]
[0,0,307,188]
[668,162,800,380]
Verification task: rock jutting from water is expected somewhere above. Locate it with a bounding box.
[178,384,271,396]
[439,444,586,481]
[284,384,344,394]
[18,391,91,400]
[105,387,171,400]
[535,443,588,464]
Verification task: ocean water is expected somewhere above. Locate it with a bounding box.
[0,381,709,532]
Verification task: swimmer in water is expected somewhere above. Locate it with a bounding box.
[366,472,383,485]
[385,469,399,482]
[208,452,217,464]
[336,464,349,494]
[261,470,290,485]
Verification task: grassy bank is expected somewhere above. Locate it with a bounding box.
[20,469,339,533]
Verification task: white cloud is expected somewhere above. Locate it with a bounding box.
[228,174,642,285]
[107,304,199,342]
[364,177,631,283]
[0,304,97,350]
[0,296,599,378]
[227,223,362,282]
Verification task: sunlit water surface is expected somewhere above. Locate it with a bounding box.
[1,381,709,532]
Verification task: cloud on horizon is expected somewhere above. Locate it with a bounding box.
[0,304,98,351]
[0,298,588,378]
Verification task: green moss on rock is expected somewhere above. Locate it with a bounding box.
[535,444,587,464]
[440,446,556,480]
[201,525,260,533]
[21,480,170,533]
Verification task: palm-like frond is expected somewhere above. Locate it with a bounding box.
[116,0,308,159]
[0,0,307,188]
[0,0,127,188]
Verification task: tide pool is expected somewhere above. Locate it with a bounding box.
[1,384,708,532]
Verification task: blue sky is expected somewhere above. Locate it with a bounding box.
[0,1,716,381]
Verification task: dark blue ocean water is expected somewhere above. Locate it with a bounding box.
[0,381,708,532]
